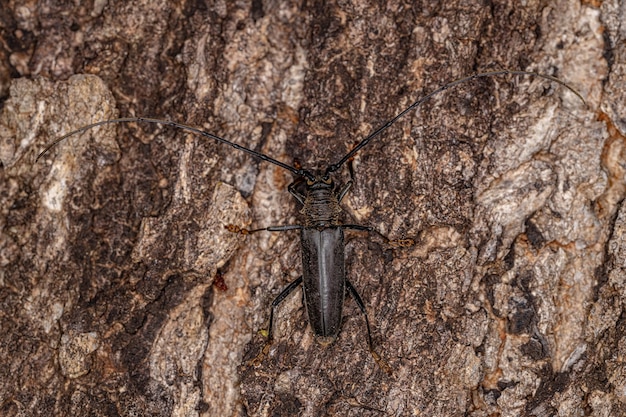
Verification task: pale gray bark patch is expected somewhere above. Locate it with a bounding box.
[0,0,624,416]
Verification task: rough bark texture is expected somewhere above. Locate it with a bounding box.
[0,0,623,416]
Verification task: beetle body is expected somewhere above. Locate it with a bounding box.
[301,227,345,344]
[298,177,347,343]
[290,176,358,344]
[261,176,357,345]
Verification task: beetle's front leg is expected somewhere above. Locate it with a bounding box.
[287,177,306,205]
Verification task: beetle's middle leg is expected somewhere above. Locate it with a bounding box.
[226,224,302,235]
[343,225,414,249]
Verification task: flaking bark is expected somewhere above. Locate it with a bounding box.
[1,1,624,416]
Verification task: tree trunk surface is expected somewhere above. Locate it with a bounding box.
[0,1,623,416]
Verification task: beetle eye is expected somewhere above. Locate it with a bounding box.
[306,179,314,185]
[323,176,331,184]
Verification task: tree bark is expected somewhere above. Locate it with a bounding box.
[0,0,623,416]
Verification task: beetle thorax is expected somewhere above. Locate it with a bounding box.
[300,180,342,228]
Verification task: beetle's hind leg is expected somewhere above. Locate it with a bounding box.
[248,276,303,367]
[227,222,303,366]
[345,280,392,375]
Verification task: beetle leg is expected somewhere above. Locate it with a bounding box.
[249,275,303,367]
[226,224,302,235]
[266,275,303,342]
[337,180,352,203]
[343,224,372,232]
[343,225,414,248]
[345,279,392,375]
[287,177,306,205]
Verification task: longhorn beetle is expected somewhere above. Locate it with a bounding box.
[37,70,584,372]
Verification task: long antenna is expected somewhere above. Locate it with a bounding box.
[38,71,584,182]
[36,117,316,182]
[324,70,585,175]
